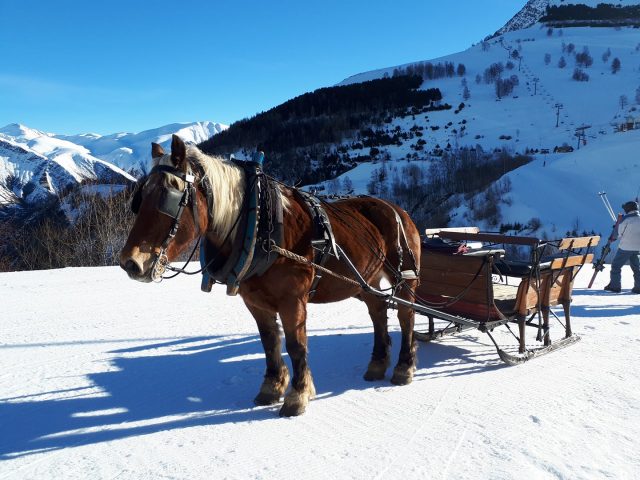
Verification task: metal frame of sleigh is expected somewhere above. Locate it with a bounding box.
[413,227,600,365]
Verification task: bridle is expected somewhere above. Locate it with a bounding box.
[130,164,201,282]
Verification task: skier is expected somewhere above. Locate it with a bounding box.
[604,200,640,293]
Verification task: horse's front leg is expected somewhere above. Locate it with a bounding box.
[244,302,290,406]
[279,297,316,417]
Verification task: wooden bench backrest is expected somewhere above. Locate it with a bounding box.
[557,235,600,251]
[548,254,594,270]
[515,236,599,314]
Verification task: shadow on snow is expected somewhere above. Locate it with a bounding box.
[0,329,502,459]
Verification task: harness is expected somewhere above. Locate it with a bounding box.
[130,155,418,299]
[296,190,339,298]
[199,157,284,295]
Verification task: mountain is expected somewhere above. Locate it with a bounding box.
[0,121,227,208]
[0,129,134,207]
[316,3,640,239]
[495,1,640,36]
[56,121,227,175]
[494,0,550,36]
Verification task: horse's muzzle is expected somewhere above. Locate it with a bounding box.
[120,258,152,283]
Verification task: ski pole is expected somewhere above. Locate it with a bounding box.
[598,192,616,222]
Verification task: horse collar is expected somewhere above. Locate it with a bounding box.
[199,161,284,295]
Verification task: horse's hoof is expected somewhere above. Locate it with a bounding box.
[363,361,387,381]
[363,370,385,381]
[254,367,289,406]
[254,392,282,406]
[279,385,313,417]
[279,401,307,417]
[390,365,414,385]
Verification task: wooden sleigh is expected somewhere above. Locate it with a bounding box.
[413,228,599,365]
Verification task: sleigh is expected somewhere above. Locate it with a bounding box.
[412,228,599,364]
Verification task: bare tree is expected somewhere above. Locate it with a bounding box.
[620,94,629,110]
[342,176,353,194]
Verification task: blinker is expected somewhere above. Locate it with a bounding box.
[158,186,185,218]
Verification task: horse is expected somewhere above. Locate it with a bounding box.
[120,135,421,416]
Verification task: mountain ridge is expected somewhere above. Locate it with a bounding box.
[0,120,227,208]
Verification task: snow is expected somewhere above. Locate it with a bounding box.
[56,121,228,173]
[450,128,640,239]
[332,23,640,237]
[1,265,639,479]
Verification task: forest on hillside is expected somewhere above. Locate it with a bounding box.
[541,3,640,23]
[199,75,444,184]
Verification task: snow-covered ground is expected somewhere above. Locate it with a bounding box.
[1,264,638,479]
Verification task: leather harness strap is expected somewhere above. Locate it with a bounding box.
[296,191,339,299]
[200,161,284,295]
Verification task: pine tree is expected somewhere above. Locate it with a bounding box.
[611,57,621,74]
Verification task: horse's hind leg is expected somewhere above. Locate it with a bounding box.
[279,298,316,417]
[244,302,290,406]
[391,280,418,385]
[362,294,391,381]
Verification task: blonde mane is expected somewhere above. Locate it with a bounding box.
[152,145,289,240]
[186,147,246,239]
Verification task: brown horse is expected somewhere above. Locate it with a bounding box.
[120,135,421,416]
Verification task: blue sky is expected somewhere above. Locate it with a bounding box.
[0,1,523,135]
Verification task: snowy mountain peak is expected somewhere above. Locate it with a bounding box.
[0,123,53,142]
[494,0,550,36]
[0,120,227,208]
[495,1,640,36]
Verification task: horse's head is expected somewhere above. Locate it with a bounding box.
[120,135,206,282]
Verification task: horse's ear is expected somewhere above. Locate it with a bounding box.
[151,142,165,159]
[171,135,187,168]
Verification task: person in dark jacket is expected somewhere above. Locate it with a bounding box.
[604,200,640,293]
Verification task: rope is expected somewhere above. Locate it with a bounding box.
[270,244,362,289]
